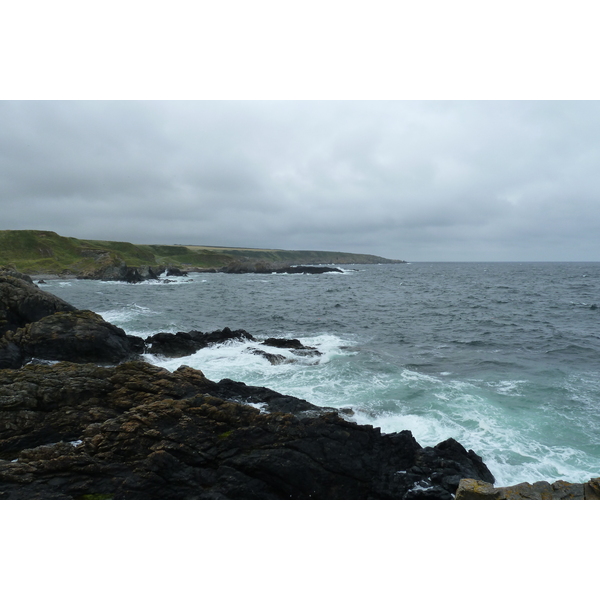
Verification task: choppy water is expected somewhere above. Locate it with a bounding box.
[45,262,600,487]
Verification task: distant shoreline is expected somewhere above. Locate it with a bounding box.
[0,229,405,277]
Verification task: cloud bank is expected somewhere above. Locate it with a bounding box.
[2,100,599,261]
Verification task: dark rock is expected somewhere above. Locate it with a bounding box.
[1,271,76,336]
[37,280,47,285]
[262,337,322,357]
[0,268,34,284]
[144,331,199,358]
[79,264,165,283]
[145,327,255,358]
[1,271,141,368]
[189,327,255,346]
[263,337,308,350]
[413,437,495,486]
[0,361,495,499]
[0,336,24,369]
[274,266,343,274]
[166,267,188,277]
[12,310,142,365]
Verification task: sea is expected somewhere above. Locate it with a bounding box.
[42,262,600,488]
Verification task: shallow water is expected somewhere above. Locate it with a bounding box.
[45,262,600,486]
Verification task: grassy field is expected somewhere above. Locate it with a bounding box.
[0,230,404,275]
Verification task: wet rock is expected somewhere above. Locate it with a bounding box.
[246,348,287,365]
[262,337,322,357]
[145,327,255,358]
[0,271,76,336]
[144,331,200,358]
[12,310,143,365]
[207,376,324,415]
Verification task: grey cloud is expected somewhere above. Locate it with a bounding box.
[1,100,600,261]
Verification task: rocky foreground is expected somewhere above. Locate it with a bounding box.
[0,267,597,499]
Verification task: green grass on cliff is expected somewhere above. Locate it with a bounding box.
[0,230,403,275]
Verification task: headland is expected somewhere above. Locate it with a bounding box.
[0,230,405,279]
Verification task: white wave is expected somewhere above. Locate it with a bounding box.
[488,380,527,396]
[98,303,158,325]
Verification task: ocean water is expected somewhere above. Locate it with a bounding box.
[44,262,600,487]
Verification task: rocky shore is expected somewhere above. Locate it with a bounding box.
[67,261,345,282]
[1,267,596,499]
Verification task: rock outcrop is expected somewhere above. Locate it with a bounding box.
[0,361,495,499]
[1,270,76,336]
[0,272,142,368]
[78,264,165,283]
[262,337,322,358]
[11,310,144,365]
[145,328,255,358]
[455,477,600,499]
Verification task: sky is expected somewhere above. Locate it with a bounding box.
[2,100,600,261]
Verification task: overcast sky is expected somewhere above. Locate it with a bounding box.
[2,100,600,261]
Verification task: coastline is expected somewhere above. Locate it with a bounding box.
[1,267,598,499]
[0,267,493,499]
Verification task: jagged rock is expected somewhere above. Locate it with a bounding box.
[145,327,255,358]
[262,337,322,357]
[455,477,600,499]
[144,331,200,358]
[396,438,496,499]
[202,375,328,415]
[1,272,142,368]
[0,361,495,499]
[165,267,188,277]
[0,268,34,284]
[0,271,76,336]
[10,310,143,365]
